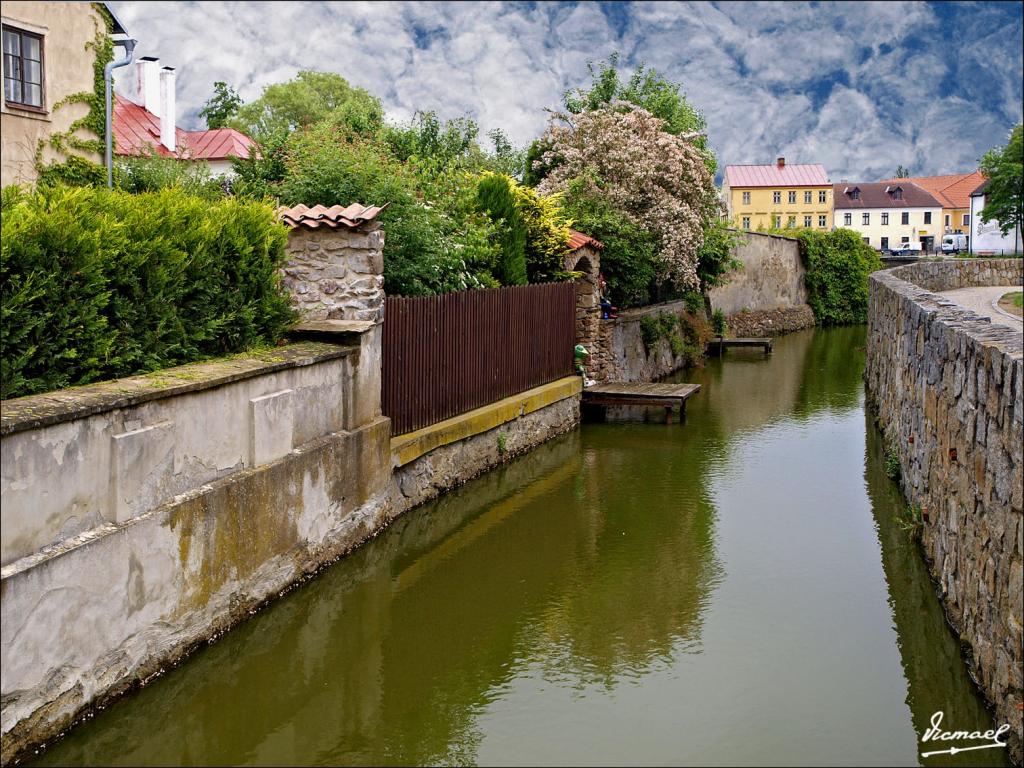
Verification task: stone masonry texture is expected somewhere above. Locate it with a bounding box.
[865,258,1023,763]
[281,223,386,323]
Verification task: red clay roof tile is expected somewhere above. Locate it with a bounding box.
[113,94,254,161]
[877,171,984,209]
[276,203,387,230]
[567,229,603,251]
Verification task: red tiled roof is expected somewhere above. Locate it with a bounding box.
[113,94,254,161]
[725,163,829,188]
[877,171,983,209]
[277,203,387,230]
[832,182,941,209]
[567,229,604,251]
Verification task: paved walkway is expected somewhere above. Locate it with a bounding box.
[937,286,1023,331]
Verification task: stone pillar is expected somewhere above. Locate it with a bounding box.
[564,242,602,377]
[279,206,387,427]
[281,220,385,323]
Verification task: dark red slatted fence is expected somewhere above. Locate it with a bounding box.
[383,283,576,436]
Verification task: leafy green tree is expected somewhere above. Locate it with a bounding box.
[894,164,910,178]
[199,81,242,129]
[231,70,383,140]
[561,181,658,307]
[279,123,498,296]
[562,52,715,172]
[476,173,528,285]
[979,123,1023,239]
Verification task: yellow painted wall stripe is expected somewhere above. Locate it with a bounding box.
[390,375,582,467]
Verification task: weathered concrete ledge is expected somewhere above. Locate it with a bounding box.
[392,390,581,513]
[865,257,1023,762]
[390,376,582,467]
[0,343,351,436]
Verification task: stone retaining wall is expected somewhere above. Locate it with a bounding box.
[592,301,698,383]
[708,231,816,337]
[865,257,1023,761]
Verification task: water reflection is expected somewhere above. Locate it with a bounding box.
[31,328,1004,767]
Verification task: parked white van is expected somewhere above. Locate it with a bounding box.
[890,242,922,257]
[941,233,968,253]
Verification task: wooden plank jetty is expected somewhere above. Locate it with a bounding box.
[706,336,772,354]
[582,382,701,424]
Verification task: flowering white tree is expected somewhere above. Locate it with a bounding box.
[536,102,719,290]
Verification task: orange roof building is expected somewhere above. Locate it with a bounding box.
[878,171,984,235]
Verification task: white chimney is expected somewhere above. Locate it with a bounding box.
[135,57,161,115]
[159,67,176,153]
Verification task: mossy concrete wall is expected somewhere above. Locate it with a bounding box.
[0,339,392,765]
[865,257,1023,762]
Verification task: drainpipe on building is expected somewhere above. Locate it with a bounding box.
[105,38,137,189]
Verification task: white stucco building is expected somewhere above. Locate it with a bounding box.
[832,182,943,252]
[968,179,1023,255]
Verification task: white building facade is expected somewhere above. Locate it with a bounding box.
[969,181,1023,255]
[832,182,943,252]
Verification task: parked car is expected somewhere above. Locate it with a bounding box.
[890,242,923,257]
[941,233,968,253]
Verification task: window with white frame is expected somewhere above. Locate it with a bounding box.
[787,215,796,228]
[773,191,781,204]
[788,191,796,204]
[862,212,870,225]
[804,191,812,204]
[742,191,750,205]
[818,215,827,227]
[843,212,851,226]
[772,214,781,228]
[819,190,827,204]
[881,212,889,225]
[804,215,812,227]
[742,216,750,229]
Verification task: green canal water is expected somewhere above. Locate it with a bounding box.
[31,327,1008,767]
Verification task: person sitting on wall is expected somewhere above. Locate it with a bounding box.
[598,273,618,320]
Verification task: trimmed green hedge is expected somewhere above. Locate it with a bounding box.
[795,228,883,325]
[1,185,296,399]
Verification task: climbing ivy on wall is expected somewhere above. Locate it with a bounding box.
[33,3,115,184]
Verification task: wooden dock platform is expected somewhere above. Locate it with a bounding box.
[582,382,701,424]
[707,336,772,354]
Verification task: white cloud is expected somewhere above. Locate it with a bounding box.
[107,0,1023,180]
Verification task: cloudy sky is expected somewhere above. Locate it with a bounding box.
[108,1,1023,182]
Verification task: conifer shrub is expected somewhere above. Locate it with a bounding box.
[475,173,528,285]
[1,185,295,399]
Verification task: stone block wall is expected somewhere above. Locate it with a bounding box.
[593,301,700,383]
[865,258,1023,761]
[281,223,385,323]
[708,231,816,336]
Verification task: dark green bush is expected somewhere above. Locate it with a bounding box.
[475,173,527,285]
[795,228,883,325]
[1,185,295,399]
